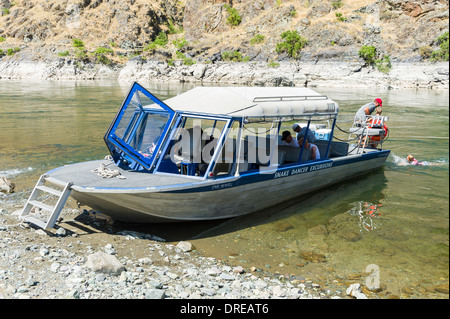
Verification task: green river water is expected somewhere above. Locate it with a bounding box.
[0,80,448,298]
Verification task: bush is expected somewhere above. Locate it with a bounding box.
[58,51,70,57]
[92,47,113,64]
[72,39,84,48]
[431,32,449,62]
[173,37,188,50]
[359,45,391,73]
[0,36,5,42]
[221,51,246,62]
[375,55,391,74]
[419,46,433,59]
[154,32,168,47]
[224,4,242,26]
[275,30,308,59]
[144,32,169,54]
[332,0,343,10]
[335,12,347,22]
[267,60,280,68]
[143,42,158,53]
[358,45,377,65]
[250,34,265,45]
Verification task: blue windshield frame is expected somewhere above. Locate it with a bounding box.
[104,82,176,171]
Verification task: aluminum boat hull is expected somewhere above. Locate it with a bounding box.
[46,150,390,223]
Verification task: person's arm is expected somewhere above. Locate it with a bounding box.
[311,145,317,159]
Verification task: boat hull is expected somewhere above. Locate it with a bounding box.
[48,150,390,223]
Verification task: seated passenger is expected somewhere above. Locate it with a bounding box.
[281,130,299,147]
[298,137,320,160]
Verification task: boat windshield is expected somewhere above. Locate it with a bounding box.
[105,83,175,170]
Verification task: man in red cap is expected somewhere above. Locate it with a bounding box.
[355,98,383,123]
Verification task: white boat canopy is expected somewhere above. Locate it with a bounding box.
[164,87,339,123]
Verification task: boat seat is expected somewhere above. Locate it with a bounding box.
[278,145,310,163]
[314,140,349,158]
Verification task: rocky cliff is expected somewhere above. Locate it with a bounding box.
[0,0,448,88]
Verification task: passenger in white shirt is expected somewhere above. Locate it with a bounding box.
[281,130,299,147]
[298,137,320,160]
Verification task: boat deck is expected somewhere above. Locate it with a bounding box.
[47,159,200,191]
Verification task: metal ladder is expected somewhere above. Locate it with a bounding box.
[20,175,72,229]
[349,115,385,154]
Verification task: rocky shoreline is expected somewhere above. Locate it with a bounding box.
[1,193,448,300]
[0,53,448,90]
[0,202,351,300]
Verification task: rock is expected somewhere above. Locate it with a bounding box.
[272,221,294,232]
[206,267,221,276]
[176,241,193,252]
[434,283,449,294]
[308,224,328,235]
[55,227,67,236]
[145,289,166,299]
[346,283,368,299]
[219,273,235,281]
[85,251,125,275]
[138,257,153,265]
[299,251,326,263]
[233,266,244,274]
[0,176,15,193]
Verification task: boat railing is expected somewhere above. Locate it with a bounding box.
[252,95,328,103]
[348,114,389,154]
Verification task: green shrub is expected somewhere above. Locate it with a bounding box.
[267,60,280,68]
[224,4,242,26]
[143,42,158,53]
[250,34,265,45]
[275,30,308,59]
[58,51,70,57]
[0,36,5,42]
[92,47,113,64]
[358,45,377,65]
[0,49,4,56]
[359,45,391,73]
[167,18,183,34]
[375,55,391,74]
[173,37,188,50]
[6,48,14,56]
[154,32,168,47]
[431,32,449,62]
[332,0,343,10]
[72,38,84,48]
[2,8,10,15]
[144,32,169,54]
[335,12,347,22]
[221,51,244,62]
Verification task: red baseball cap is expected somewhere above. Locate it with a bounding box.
[375,98,383,106]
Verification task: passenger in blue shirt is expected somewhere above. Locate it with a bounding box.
[292,123,316,143]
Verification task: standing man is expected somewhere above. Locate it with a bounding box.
[292,123,317,143]
[355,98,383,123]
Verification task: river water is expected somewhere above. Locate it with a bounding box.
[0,79,448,298]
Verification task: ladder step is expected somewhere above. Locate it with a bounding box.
[36,185,63,197]
[21,175,72,229]
[23,215,48,230]
[28,200,55,212]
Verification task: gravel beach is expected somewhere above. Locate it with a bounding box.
[0,199,345,300]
